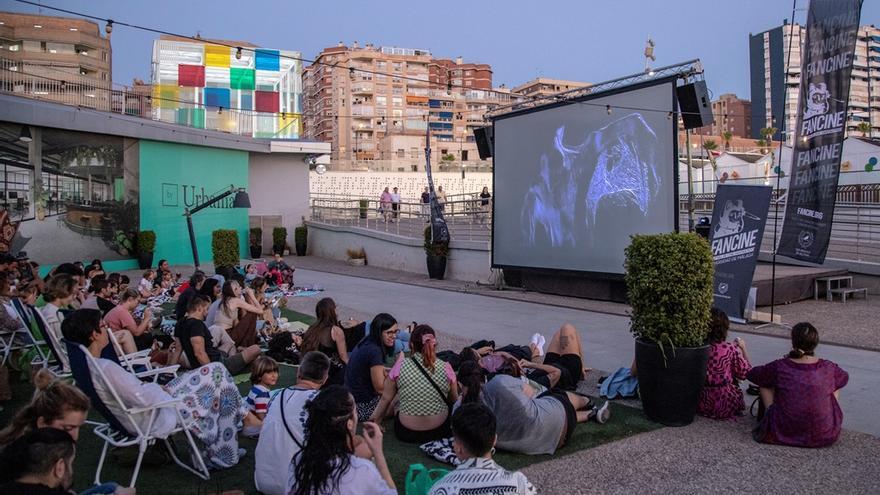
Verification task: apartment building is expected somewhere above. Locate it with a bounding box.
[303,42,518,172]
[750,22,880,141]
[693,93,752,138]
[511,77,591,98]
[150,35,303,139]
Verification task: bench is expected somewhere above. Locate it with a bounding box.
[829,287,868,303]
[814,276,853,302]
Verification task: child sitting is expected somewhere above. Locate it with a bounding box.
[244,356,280,437]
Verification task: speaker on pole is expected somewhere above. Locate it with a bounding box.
[676,80,714,130]
[474,126,494,160]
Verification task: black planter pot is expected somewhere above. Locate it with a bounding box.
[249,245,262,259]
[137,252,154,270]
[273,245,285,256]
[295,241,307,256]
[426,254,447,279]
[634,338,709,427]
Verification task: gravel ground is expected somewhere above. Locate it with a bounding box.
[521,416,880,494]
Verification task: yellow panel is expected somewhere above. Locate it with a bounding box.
[204,44,231,67]
[278,113,301,138]
[153,84,179,109]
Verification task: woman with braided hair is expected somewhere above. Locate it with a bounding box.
[747,322,849,447]
[289,385,395,495]
[0,369,90,446]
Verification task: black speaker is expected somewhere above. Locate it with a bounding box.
[676,80,714,130]
[474,126,494,160]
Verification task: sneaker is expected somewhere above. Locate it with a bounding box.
[530,333,546,356]
[594,401,611,424]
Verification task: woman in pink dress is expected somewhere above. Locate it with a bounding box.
[697,308,751,419]
[747,322,848,448]
[379,187,393,223]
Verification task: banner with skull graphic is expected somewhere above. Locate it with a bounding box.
[710,184,773,321]
[777,0,862,263]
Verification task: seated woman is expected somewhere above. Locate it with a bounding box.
[369,325,458,444]
[344,313,398,420]
[250,277,280,335]
[697,308,752,420]
[62,308,260,468]
[266,254,294,286]
[198,278,221,303]
[0,369,90,446]
[103,288,150,353]
[39,274,78,372]
[427,403,536,495]
[747,322,848,448]
[213,280,264,349]
[456,361,609,455]
[289,385,395,495]
[136,270,162,299]
[301,298,350,386]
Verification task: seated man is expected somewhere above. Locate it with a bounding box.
[266,254,294,286]
[99,289,147,353]
[0,427,133,495]
[174,295,260,375]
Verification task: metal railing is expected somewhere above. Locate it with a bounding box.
[310,194,492,242]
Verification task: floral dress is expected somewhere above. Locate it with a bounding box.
[697,341,751,419]
[164,362,250,468]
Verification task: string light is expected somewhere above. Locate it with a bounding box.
[104,19,112,34]
[606,105,612,115]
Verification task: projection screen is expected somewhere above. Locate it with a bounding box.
[492,80,678,275]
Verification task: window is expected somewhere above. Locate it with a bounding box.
[393,62,402,72]
[411,164,418,172]
[392,96,403,107]
[376,96,387,106]
[410,147,419,158]
[397,149,405,158]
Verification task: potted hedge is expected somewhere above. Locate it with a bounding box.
[358,199,369,219]
[249,227,263,259]
[424,226,449,280]
[272,227,287,255]
[294,225,308,256]
[625,232,714,426]
[136,230,156,269]
[212,229,240,270]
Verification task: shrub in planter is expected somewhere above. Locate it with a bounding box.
[136,230,156,269]
[294,226,308,256]
[249,227,263,258]
[272,227,287,255]
[212,229,240,269]
[625,232,714,426]
[424,226,449,279]
[358,199,369,219]
[346,247,367,266]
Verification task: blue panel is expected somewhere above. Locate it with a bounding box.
[204,87,230,109]
[439,111,453,118]
[428,99,441,108]
[255,49,281,71]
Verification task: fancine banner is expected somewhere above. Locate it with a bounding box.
[710,185,773,321]
[778,0,863,263]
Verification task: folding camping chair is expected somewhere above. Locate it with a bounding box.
[105,327,179,382]
[65,340,210,487]
[10,299,70,379]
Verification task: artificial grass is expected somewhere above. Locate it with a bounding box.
[0,305,661,494]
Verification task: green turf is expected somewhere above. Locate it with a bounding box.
[0,306,661,494]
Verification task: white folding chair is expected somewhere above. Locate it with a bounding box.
[106,328,179,382]
[68,342,210,487]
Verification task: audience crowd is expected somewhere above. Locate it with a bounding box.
[0,252,851,494]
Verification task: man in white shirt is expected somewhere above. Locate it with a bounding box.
[254,352,329,495]
[390,187,401,220]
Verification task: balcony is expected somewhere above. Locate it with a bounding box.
[352,83,373,94]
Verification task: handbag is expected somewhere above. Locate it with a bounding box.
[405,463,449,495]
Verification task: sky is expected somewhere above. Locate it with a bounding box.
[5,0,880,100]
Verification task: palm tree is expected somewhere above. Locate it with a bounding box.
[857,122,872,137]
[722,131,733,150]
[703,139,719,177]
[759,127,777,154]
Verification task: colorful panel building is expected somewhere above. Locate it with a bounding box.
[150,36,302,139]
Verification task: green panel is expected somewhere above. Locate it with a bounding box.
[176,108,206,129]
[138,140,248,266]
[114,178,124,201]
[230,68,255,90]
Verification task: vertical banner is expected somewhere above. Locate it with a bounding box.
[777,0,863,263]
[710,185,773,321]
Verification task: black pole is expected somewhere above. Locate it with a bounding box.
[185,211,199,269]
[769,0,799,325]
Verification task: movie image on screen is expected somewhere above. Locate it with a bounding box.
[493,82,676,274]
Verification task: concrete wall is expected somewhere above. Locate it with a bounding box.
[306,221,492,283]
[248,153,310,248]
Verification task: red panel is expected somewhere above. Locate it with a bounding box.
[178,64,205,87]
[255,91,279,113]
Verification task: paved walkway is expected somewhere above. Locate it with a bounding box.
[283,260,880,437]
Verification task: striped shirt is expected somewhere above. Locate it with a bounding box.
[246,384,271,414]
